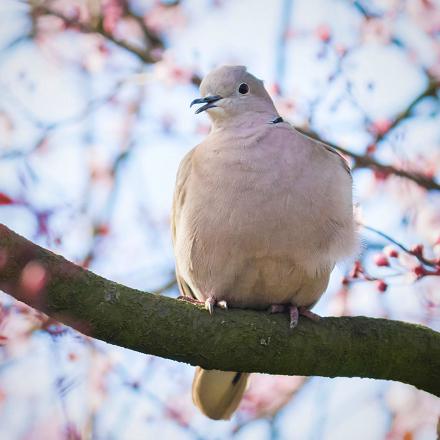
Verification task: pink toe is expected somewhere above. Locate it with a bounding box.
[299,307,320,322]
[289,305,299,329]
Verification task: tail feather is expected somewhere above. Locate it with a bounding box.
[192,368,250,420]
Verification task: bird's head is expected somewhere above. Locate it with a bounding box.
[190,65,278,125]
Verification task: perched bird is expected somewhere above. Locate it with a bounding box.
[171,65,357,420]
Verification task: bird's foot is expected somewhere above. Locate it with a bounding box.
[178,295,227,314]
[217,300,228,310]
[204,297,228,314]
[268,304,319,328]
[299,307,321,322]
[289,305,299,329]
[268,304,299,328]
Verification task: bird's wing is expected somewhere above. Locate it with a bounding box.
[293,127,352,176]
[171,147,197,299]
[171,147,194,245]
[175,270,195,299]
[319,142,352,176]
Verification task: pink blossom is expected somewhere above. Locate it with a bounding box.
[410,244,424,258]
[144,4,186,34]
[0,193,14,205]
[315,24,331,42]
[366,144,377,154]
[102,0,123,34]
[240,375,306,419]
[384,245,399,258]
[370,118,392,136]
[374,253,390,267]
[19,261,48,297]
[376,280,388,292]
[413,265,426,278]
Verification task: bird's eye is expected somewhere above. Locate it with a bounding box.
[238,83,249,94]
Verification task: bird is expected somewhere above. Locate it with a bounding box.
[171,65,357,420]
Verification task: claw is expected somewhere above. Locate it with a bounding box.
[205,297,216,315]
[289,305,299,329]
[217,300,228,310]
[179,295,228,314]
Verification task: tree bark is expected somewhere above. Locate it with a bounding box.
[0,224,439,396]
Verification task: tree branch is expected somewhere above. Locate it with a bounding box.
[295,127,440,191]
[374,74,439,144]
[33,4,159,64]
[0,224,439,397]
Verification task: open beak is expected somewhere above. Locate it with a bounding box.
[190,95,222,114]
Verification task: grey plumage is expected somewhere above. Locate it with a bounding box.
[171,65,357,419]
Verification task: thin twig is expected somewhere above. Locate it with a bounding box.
[375,73,439,144]
[362,224,438,267]
[296,127,440,192]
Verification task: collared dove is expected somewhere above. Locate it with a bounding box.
[171,65,357,420]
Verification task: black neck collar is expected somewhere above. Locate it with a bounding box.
[270,116,284,124]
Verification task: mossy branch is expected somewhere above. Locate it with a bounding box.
[0,224,439,396]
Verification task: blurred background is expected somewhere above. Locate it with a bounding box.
[0,0,439,438]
